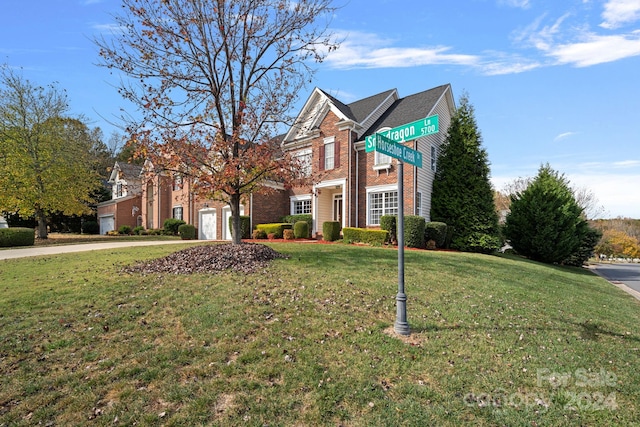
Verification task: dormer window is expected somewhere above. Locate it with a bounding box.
[116,183,124,198]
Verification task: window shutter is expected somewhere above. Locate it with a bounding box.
[319,144,325,171]
[335,140,340,168]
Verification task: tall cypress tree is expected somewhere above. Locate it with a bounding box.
[504,164,589,264]
[430,94,500,253]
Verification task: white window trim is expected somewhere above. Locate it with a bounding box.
[294,148,312,176]
[290,195,312,215]
[431,145,437,172]
[324,136,335,170]
[366,184,398,226]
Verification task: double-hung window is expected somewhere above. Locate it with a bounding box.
[295,149,312,176]
[173,206,183,220]
[324,140,335,170]
[367,187,398,226]
[292,197,312,215]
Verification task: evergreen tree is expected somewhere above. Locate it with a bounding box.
[503,164,589,264]
[430,94,500,253]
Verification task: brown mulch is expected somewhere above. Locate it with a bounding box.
[122,243,289,275]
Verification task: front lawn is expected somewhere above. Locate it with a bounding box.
[1,243,638,426]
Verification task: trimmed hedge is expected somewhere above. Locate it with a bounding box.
[322,221,341,242]
[164,218,186,235]
[293,221,309,239]
[256,223,292,239]
[404,215,426,248]
[281,214,312,237]
[178,224,196,240]
[425,221,448,248]
[228,215,251,239]
[0,228,35,247]
[343,227,388,246]
[81,220,100,235]
[118,225,132,235]
[380,215,397,244]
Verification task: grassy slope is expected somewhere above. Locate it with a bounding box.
[1,243,638,426]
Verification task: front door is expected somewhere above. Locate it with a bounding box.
[333,194,343,224]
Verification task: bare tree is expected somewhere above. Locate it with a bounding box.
[96,0,338,243]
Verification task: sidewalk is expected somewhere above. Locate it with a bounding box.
[0,240,193,261]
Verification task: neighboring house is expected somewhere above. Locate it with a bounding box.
[282,84,455,235]
[96,162,143,234]
[113,83,455,240]
[139,160,288,240]
[0,215,7,229]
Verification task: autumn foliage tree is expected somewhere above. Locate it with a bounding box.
[0,67,102,238]
[96,0,338,243]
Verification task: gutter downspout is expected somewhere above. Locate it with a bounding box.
[348,129,352,227]
[355,143,359,228]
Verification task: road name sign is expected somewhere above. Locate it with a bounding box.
[375,134,423,168]
[365,115,439,153]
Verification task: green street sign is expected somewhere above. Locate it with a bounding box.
[365,115,439,152]
[375,134,423,168]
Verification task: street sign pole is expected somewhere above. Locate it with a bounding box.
[394,160,410,335]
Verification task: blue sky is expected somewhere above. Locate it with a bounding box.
[1,0,639,218]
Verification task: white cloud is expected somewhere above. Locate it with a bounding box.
[549,32,640,66]
[554,131,577,141]
[498,0,531,9]
[325,31,479,69]
[600,0,640,29]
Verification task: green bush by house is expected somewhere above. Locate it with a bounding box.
[163,218,186,235]
[228,215,251,239]
[380,215,397,244]
[293,221,309,239]
[343,227,388,246]
[322,221,341,242]
[256,223,292,239]
[81,220,100,235]
[425,221,448,248]
[281,214,312,237]
[178,224,196,240]
[0,227,35,247]
[404,215,426,248]
[118,225,132,235]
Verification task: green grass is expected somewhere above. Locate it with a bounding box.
[1,243,639,426]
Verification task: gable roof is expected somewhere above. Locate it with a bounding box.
[109,161,143,183]
[362,84,452,138]
[318,88,397,123]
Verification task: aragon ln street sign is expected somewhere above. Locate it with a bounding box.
[365,114,439,153]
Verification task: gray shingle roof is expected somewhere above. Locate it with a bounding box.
[363,84,450,138]
[116,162,143,179]
[319,88,397,123]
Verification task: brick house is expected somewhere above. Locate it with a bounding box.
[103,83,455,239]
[97,162,143,234]
[282,83,455,235]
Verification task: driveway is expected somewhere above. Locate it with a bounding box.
[591,263,640,301]
[0,240,193,261]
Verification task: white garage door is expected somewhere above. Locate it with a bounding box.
[199,209,217,240]
[99,215,114,235]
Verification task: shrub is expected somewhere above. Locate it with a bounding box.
[178,224,196,240]
[252,229,267,239]
[404,215,426,248]
[118,225,132,235]
[343,227,388,246]
[504,164,587,263]
[228,215,251,239]
[293,221,309,239]
[163,218,186,235]
[256,223,292,239]
[281,214,312,237]
[322,221,341,242]
[132,225,145,235]
[283,229,295,240]
[380,215,397,244]
[563,226,602,267]
[425,222,448,248]
[81,220,100,235]
[0,228,35,247]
